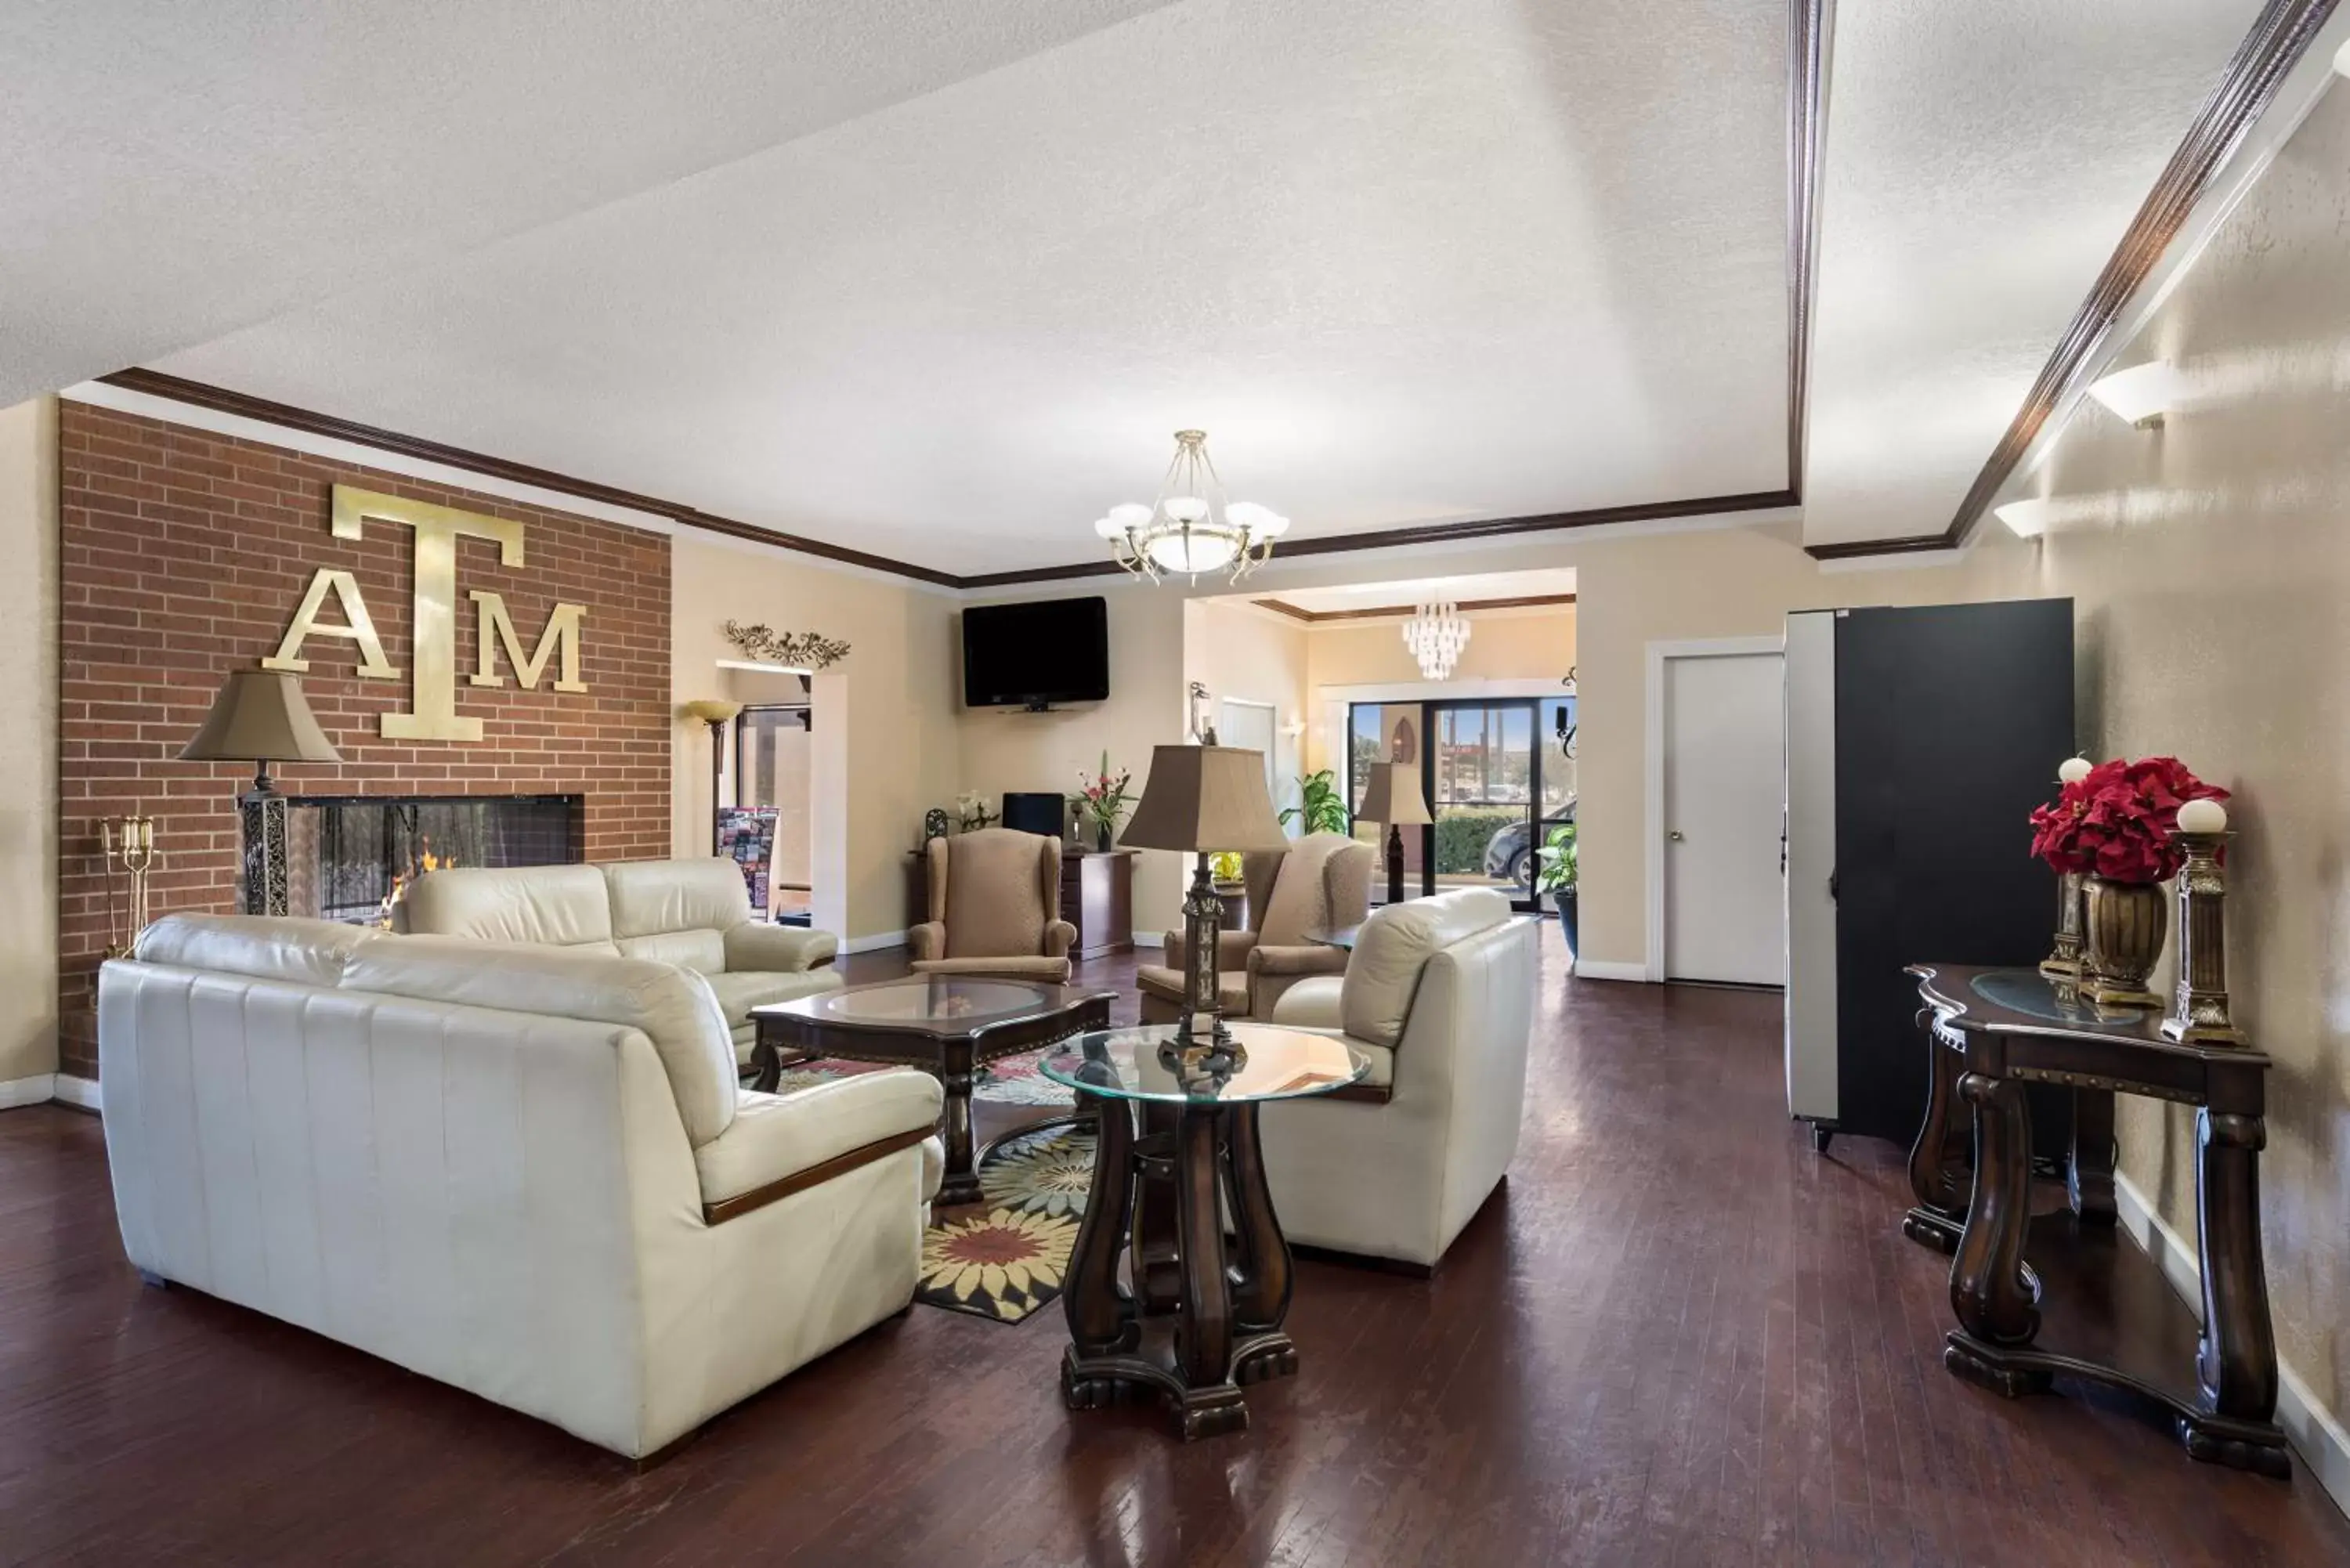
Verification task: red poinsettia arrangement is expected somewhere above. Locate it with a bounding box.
[2029,756,2228,883]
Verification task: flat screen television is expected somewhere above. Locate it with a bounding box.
[961,596,1110,709]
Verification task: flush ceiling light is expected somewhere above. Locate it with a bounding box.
[1094,430,1288,583]
[2086,360,2187,428]
[1994,498,2053,538]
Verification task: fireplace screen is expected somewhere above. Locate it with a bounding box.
[287,795,584,925]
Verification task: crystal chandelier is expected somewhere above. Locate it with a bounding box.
[1094,429,1289,583]
[1401,599,1471,680]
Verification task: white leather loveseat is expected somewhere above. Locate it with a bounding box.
[99,914,942,1460]
[400,858,841,1064]
[1262,887,1538,1270]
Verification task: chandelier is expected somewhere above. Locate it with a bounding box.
[1094,429,1289,583]
[1401,599,1471,680]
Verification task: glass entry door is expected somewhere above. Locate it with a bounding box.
[1349,698,1556,910]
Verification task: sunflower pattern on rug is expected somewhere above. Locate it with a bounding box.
[916,1123,1096,1324]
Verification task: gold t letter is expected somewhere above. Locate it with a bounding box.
[331,486,524,742]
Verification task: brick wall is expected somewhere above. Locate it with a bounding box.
[56,402,674,1078]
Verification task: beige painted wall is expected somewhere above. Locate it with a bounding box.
[1303,605,1578,696]
[957,584,1192,934]
[670,533,960,941]
[0,398,59,1087]
[1184,598,1311,822]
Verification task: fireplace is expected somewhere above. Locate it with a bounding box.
[287,795,584,925]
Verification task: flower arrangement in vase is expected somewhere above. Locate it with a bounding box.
[1068,752,1134,851]
[2029,756,2228,1007]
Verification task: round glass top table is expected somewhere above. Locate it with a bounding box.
[1041,1022,1372,1440]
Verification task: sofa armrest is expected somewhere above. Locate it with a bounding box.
[694,1069,943,1220]
[908,921,947,963]
[1269,974,1345,1029]
[1248,942,1349,978]
[1165,929,1256,970]
[724,922,837,973]
[1044,919,1078,959]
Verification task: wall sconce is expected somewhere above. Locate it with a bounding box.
[2086,360,2186,428]
[1994,498,2052,538]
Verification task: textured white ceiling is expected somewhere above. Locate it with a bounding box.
[0,0,1174,406]
[1802,0,2261,547]
[139,0,1790,574]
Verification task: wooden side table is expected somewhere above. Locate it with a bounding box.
[1906,964,2285,1475]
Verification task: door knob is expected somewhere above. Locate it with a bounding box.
[1668,830,1685,841]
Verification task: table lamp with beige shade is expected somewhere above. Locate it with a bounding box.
[179,669,344,916]
[1357,760,1432,906]
[1119,744,1289,1060]
[682,698,743,854]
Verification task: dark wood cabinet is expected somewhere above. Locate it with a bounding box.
[906,845,1135,959]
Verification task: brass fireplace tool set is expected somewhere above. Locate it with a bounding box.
[101,814,161,958]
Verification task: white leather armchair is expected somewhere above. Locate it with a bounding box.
[1261,888,1538,1270]
[400,857,841,1064]
[100,914,942,1460]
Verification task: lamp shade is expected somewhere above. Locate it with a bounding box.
[179,670,342,765]
[1119,744,1288,853]
[681,698,743,726]
[1357,761,1432,826]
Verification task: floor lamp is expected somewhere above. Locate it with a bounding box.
[682,699,743,854]
[1356,761,1432,906]
[179,670,344,916]
[1118,744,1289,1060]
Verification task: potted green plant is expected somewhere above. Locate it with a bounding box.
[1279,769,1350,835]
[1535,822,1578,955]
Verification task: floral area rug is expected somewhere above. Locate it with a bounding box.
[916,1122,1097,1324]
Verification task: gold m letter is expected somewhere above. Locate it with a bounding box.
[469,591,586,692]
[263,569,398,679]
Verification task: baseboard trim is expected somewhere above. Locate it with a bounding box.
[49,1074,101,1113]
[839,930,909,956]
[0,1073,56,1110]
[1571,959,1648,983]
[2113,1170,2350,1514]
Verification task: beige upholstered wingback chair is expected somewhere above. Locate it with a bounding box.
[1136,830,1372,1023]
[909,828,1076,983]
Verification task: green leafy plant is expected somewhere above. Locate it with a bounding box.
[1280,769,1350,835]
[1434,807,1518,874]
[1068,751,1135,833]
[1535,822,1578,896]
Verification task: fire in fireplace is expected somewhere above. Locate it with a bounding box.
[286,795,584,926]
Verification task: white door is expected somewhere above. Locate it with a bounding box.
[1219,698,1280,811]
[1662,651,1785,985]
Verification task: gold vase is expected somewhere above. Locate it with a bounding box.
[2082,875,2167,1009]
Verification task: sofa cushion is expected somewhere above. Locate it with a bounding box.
[134,913,371,988]
[1253,832,1361,946]
[1135,963,1251,1012]
[616,929,728,974]
[1343,888,1514,1048]
[707,967,844,1029]
[338,934,739,1147]
[605,857,751,942]
[401,864,617,950]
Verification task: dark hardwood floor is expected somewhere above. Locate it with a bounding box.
[5,931,2347,1565]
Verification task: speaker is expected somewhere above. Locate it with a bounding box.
[1001,792,1066,838]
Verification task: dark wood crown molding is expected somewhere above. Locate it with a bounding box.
[99,2,1835,590]
[1251,591,1577,624]
[1806,0,2339,562]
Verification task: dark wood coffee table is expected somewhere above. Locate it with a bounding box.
[751,976,1112,1207]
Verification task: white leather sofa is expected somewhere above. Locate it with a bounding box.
[1262,888,1538,1270]
[400,858,841,1064]
[99,914,942,1460]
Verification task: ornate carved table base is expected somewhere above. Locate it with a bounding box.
[1908,966,2287,1478]
[1061,1097,1298,1440]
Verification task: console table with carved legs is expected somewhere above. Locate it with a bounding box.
[1904,964,2284,1476]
